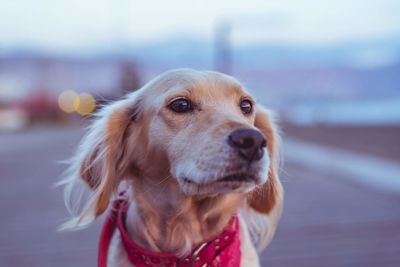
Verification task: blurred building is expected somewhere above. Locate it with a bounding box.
[0,55,142,130]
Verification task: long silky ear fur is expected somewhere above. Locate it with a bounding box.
[245,105,284,250]
[58,95,137,230]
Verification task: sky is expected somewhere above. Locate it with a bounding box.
[0,0,399,52]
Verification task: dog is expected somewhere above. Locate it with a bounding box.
[61,69,283,267]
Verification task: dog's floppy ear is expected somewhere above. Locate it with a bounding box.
[80,106,132,216]
[248,105,283,214]
[246,105,283,249]
[62,97,140,229]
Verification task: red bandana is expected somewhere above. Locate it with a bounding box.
[98,198,241,267]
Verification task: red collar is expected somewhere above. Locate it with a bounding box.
[98,198,241,267]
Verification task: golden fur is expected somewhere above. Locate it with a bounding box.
[61,69,283,266]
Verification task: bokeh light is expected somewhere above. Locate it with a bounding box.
[73,93,96,115]
[58,90,78,113]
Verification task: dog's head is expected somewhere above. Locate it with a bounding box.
[63,69,282,231]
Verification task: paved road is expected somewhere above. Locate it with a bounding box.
[1,125,399,267]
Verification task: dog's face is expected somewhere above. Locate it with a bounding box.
[146,72,269,195]
[72,69,281,221]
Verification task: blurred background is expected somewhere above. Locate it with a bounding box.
[1,0,399,266]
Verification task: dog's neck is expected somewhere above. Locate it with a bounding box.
[125,176,244,256]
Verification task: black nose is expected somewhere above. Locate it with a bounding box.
[228,128,266,161]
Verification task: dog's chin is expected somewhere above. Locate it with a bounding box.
[178,174,262,196]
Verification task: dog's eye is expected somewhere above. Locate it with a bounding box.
[168,98,193,113]
[240,99,253,114]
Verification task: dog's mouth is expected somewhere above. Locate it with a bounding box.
[182,173,257,185]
